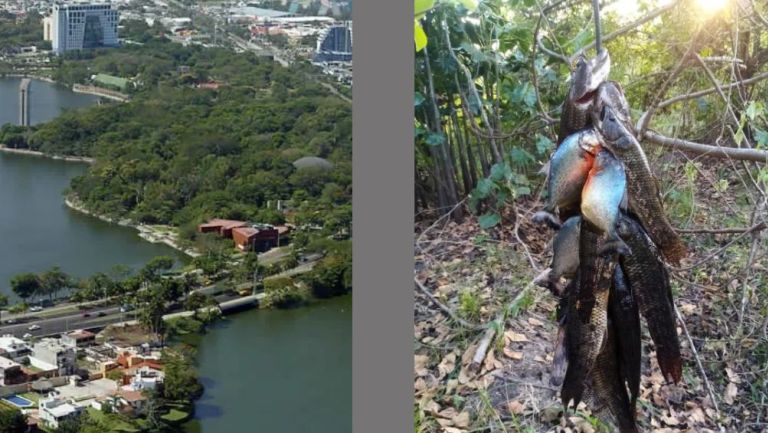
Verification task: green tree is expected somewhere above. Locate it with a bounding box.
[162,350,203,401]
[40,266,71,301]
[0,409,27,433]
[10,273,40,302]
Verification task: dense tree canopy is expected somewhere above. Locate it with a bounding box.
[4,36,351,233]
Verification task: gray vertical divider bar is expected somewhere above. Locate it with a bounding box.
[352,0,414,432]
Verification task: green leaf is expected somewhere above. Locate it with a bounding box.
[414,92,425,107]
[489,162,512,182]
[458,0,477,10]
[425,132,446,146]
[478,213,501,229]
[535,134,553,155]
[746,101,764,121]
[755,128,768,149]
[415,21,427,52]
[510,147,535,168]
[475,178,494,197]
[415,0,435,17]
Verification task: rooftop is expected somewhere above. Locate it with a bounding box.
[0,356,20,369]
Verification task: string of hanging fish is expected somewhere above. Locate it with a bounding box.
[531,42,690,433]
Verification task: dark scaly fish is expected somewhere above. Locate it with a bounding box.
[561,220,615,409]
[618,214,682,383]
[551,279,576,387]
[598,105,688,265]
[610,265,641,409]
[588,317,640,433]
[581,150,631,256]
[592,80,633,134]
[558,49,611,144]
[534,129,601,229]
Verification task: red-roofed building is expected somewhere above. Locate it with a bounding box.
[232,225,279,252]
[197,219,249,238]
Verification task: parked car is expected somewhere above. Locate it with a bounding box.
[97,311,107,317]
[22,333,32,339]
[29,306,43,312]
[81,312,91,318]
[5,319,16,324]
[119,305,134,313]
[27,324,40,331]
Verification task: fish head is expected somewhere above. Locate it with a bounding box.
[593,81,631,127]
[569,55,593,105]
[597,105,630,144]
[588,49,611,91]
[568,50,610,107]
[577,128,602,155]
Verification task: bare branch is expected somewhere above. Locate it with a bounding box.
[568,0,680,63]
[657,71,768,109]
[643,130,768,163]
[675,222,767,234]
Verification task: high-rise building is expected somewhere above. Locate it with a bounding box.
[51,2,119,54]
[43,16,53,41]
[314,22,352,63]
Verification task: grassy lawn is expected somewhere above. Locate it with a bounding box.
[86,408,140,432]
[161,408,190,424]
[19,392,39,403]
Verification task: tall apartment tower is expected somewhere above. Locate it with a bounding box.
[51,3,119,55]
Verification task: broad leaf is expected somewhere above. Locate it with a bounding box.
[478,213,501,229]
[415,21,428,52]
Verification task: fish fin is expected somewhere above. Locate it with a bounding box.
[533,268,552,289]
[532,211,562,230]
[658,355,683,384]
[599,235,631,257]
[550,327,568,387]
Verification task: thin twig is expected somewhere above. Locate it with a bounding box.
[670,222,766,272]
[657,71,768,109]
[675,304,721,415]
[674,222,767,234]
[414,276,484,330]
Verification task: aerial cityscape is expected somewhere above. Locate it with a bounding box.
[0,0,352,431]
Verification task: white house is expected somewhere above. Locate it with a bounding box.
[39,395,84,429]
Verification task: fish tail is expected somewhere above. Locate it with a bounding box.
[658,354,683,384]
[599,233,631,257]
[662,238,688,265]
[533,211,562,229]
[551,326,568,387]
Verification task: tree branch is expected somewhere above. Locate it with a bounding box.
[657,71,768,109]
[643,130,768,163]
[567,0,679,63]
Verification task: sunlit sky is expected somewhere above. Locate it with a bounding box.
[602,0,728,23]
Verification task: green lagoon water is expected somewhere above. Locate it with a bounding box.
[187,295,352,433]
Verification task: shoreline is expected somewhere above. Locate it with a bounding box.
[0,146,95,163]
[64,196,201,258]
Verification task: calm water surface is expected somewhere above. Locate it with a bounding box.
[0,77,99,125]
[188,295,352,433]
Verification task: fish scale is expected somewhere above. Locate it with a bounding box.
[588,316,639,433]
[618,214,682,383]
[561,220,616,409]
[598,104,688,265]
[609,264,641,410]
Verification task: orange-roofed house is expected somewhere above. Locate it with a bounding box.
[197,219,248,238]
[232,225,279,252]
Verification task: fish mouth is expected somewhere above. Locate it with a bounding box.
[574,89,597,106]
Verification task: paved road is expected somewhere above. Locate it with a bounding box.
[0,307,123,338]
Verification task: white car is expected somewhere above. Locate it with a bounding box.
[22,333,32,339]
[29,306,43,312]
[27,324,40,331]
